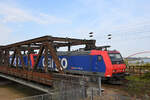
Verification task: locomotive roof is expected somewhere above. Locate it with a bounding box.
[57,51,91,56]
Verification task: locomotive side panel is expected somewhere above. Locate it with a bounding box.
[9,54,106,76]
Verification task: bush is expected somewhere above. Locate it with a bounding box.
[141,72,150,79]
[125,73,150,97]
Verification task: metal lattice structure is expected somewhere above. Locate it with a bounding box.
[0,35,96,86]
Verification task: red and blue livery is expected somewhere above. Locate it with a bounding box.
[10,49,126,83]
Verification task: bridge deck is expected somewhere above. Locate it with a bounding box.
[0,72,52,93]
[0,66,53,86]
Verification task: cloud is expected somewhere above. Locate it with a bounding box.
[73,0,150,44]
[0,3,70,24]
[36,13,70,24]
[71,0,150,57]
[0,24,12,45]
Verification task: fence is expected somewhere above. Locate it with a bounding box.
[16,79,87,100]
[87,87,131,100]
[16,77,145,100]
[16,86,86,100]
[52,80,87,100]
[16,92,134,100]
[16,94,52,100]
[127,65,150,76]
[16,85,135,100]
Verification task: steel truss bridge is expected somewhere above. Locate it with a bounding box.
[0,35,101,93]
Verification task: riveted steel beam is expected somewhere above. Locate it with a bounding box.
[44,45,48,72]
[16,48,26,70]
[46,42,64,74]
[11,50,16,67]
[33,45,44,70]
[27,45,31,70]
[0,36,96,50]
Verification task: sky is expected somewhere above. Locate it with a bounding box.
[0,0,150,57]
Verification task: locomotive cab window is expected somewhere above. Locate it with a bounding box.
[108,53,124,64]
[98,55,102,61]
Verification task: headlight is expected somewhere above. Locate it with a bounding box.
[113,70,116,72]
